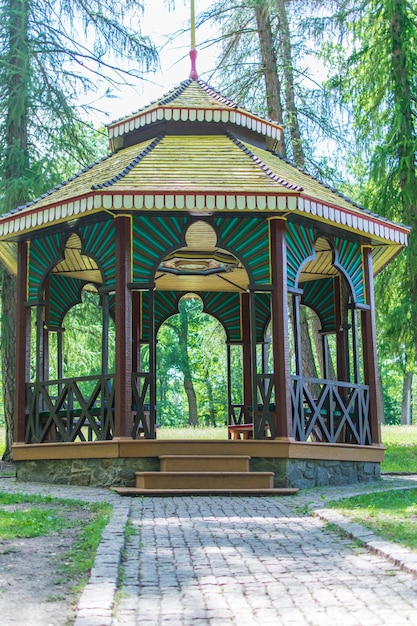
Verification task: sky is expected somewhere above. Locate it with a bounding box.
[93,0,218,125]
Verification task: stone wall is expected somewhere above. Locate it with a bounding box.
[15,456,381,489]
[250,458,380,488]
[15,457,159,488]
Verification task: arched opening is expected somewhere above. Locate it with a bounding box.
[25,235,115,444]
[156,293,228,439]
[289,236,370,445]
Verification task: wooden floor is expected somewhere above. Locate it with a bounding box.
[12,438,385,463]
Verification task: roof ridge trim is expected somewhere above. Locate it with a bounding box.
[92,135,165,190]
[227,133,304,192]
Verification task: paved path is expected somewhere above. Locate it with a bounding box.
[1,476,417,625]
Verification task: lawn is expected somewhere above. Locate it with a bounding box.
[326,488,417,552]
[380,424,417,473]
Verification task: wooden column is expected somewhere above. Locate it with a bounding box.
[42,278,50,381]
[101,293,110,375]
[14,241,30,442]
[148,288,156,438]
[226,342,232,429]
[241,293,252,422]
[269,218,292,438]
[114,216,132,438]
[361,246,381,445]
[334,276,348,382]
[132,291,141,373]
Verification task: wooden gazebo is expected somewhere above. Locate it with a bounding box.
[0,73,409,490]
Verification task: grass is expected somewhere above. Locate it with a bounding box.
[326,488,417,552]
[59,501,111,592]
[0,491,111,592]
[380,425,417,473]
[157,425,227,439]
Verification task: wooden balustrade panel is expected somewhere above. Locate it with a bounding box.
[25,375,115,443]
[291,375,371,444]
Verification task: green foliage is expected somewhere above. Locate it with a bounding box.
[157,296,228,427]
[323,0,417,418]
[0,0,158,203]
[326,488,417,551]
[61,292,115,379]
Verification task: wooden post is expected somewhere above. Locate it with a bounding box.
[114,216,132,438]
[101,292,109,375]
[14,241,30,442]
[43,278,50,381]
[269,218,292,438]
[361,246,382,445]
[334,276,348,382]
[226,342,232,431]
[132,291,141,373]
[241,292,252,422]
[148,288,156,438]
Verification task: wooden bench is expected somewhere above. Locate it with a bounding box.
[228,423,254,440]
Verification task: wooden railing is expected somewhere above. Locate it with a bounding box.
[25,374,115,443]
[131,372,154,438]
[24,372,371,446]
[291,375,371,445]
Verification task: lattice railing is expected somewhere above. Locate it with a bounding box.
[228,404,245,426]
[25,374,115,443]
[253,374,276,439]
[291,375,371,445]
[131,372,154,438]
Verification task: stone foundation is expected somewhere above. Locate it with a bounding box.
[251,457,380,488]
[15,455,381,489]
[15,457,159,488]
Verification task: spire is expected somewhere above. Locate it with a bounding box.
[189,0,198,80]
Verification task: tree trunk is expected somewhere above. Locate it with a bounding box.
[1,0,30,461]
[275,0,305,168]
[1,272,17,461]
[300,308,318,379]
[401,371,413,425]
[254,1,286,154]
[179,307,199,426]
[203,373,216,427]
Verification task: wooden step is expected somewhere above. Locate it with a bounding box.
[159,454,250,472]
[135,471,274,490]
[114,487,299,497]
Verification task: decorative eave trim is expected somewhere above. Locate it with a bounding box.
[108,105,283,142]
[298,195,409,245]
[0,190,409,246]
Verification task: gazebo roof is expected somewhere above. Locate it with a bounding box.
[0,78,409,276]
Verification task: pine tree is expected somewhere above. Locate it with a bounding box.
[0,0,157,460]
[327,0,417,423]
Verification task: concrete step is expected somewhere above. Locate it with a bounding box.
[135,471,274,490]
[114,487,299,497]
[159,454,250,472]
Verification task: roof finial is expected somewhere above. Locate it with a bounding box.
[189,0,198,80]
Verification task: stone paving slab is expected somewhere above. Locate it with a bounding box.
[1,475,417,625]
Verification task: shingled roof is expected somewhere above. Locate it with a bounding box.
[0,78,409,276]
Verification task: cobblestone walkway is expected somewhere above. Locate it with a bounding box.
[112,481,417,626]
[1,476,417,625]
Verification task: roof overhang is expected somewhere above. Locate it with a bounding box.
[0,189,408,247]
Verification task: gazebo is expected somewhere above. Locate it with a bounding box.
[0,68,408,490]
